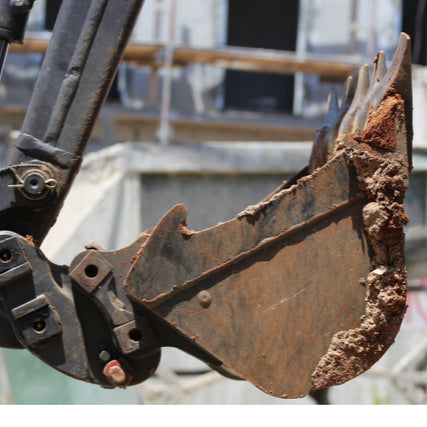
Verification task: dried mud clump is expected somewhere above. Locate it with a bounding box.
[311,93,409,390]
[353,89,405,153]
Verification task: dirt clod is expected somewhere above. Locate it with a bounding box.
[353,89,405,153]
[311,91,409,390]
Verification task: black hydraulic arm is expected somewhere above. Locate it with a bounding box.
[2,0,145,243]
[0,0,145,354]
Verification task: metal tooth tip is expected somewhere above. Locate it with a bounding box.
[343,75,354,95]
[356,64,371,94]
[399,32,411,48]
[327,88,338,112]
[340,76,354,109]
[373,51,387,82]
[370,32,411,110]
[389,32,411,73]
[355,64,370,99]
[353,106,368,135]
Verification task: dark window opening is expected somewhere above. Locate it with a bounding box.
[402,0,427,65]
[224,0,300,113]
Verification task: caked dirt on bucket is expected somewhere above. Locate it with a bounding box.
[311,90,409,390]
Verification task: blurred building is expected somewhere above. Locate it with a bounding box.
[1,0,427,405]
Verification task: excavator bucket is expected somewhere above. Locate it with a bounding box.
[124,33,412,398]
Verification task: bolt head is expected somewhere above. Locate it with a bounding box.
[197,290,212,308]
[99,350,110,362]
[103,360,131,387]
[23,173,45,195]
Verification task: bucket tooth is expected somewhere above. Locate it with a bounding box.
[308,76,355,173]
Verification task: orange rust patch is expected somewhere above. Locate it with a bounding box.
[179,220,195,239]
[26,235,35,244]
[351,90,405,153]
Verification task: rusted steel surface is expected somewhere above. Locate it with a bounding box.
[126,154,364,305]
[125,156,372,397]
